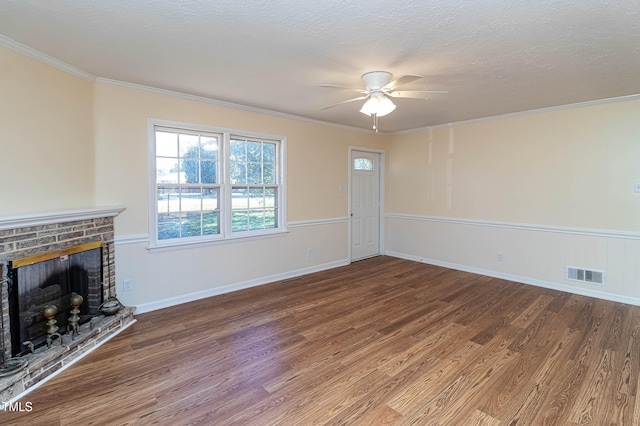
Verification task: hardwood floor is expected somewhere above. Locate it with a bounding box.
[3,256,640,425]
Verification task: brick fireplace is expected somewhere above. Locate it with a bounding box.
[0,207,134,402]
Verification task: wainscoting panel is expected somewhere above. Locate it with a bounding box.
[114,218,350,312]
[385,214,640,305]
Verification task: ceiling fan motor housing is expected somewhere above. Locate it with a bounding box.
[361,71,393,90]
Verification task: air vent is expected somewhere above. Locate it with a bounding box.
[566,266,605,285]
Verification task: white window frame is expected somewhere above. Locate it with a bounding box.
[148,119,287,250]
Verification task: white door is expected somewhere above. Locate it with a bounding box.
[350,150,381,260]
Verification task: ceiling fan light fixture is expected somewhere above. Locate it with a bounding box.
[359,94,396,117]
[376,96,396,117]
[359,97,378,116]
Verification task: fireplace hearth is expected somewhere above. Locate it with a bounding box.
[0,207,134,402]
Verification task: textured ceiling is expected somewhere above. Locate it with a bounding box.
[1,0,639,132]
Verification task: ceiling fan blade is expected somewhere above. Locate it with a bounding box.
[319,95,369,110]
[318,84,368,94]
[383,74,422,91]
[388,90,449,99]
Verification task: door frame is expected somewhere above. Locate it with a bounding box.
[348,146,386,262]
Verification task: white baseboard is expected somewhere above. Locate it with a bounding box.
[134,258,351,314]
[385,250,640,307]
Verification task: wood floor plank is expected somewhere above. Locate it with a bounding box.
[2,256,639,425]
[634,373,640,426]
[386,340,484,415]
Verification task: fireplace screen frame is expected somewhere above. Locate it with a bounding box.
[7,241,104,356]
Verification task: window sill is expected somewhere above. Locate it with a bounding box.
[146,228,289,253]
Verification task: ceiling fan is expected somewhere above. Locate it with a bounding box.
[319,71,447,131]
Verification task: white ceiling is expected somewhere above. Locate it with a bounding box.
[1,0,639,132]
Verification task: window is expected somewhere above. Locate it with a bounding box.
[229,137,278,232]
[353,158,374,170]
[149,120,286,247]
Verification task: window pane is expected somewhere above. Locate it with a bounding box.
[232,210,248,232]
[157,187,180,213]
[354,158,374,170]
[181,159,199,183]
[247,141,262,162]
[202,211,219,235]
[156,131,178,157]
[202,188,219,211]
[181,188,202,212]
[230,162,247,184]
[157,158,179,183]
[200,160,217,184]
[263,164,275,184]
[181,212,202,238]
[249,210,265,230]
[248,163,262,184]
[249,188,264,208]
[230,139,247,161]
[263,143,275,163]
[179,134,199,157]
[167,190,181,213]
[265,208,277,228]
[265,188,276,207]
[158,214,181,240]
[201,137,218,159]
[232,187,249,209]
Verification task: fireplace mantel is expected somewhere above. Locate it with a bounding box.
[0,207,125,231]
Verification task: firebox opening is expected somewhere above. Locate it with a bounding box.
[8,242,103,356]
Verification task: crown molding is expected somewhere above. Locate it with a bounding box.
[398,93,640,134]
[0,34,95,82]
[95,78,377,134]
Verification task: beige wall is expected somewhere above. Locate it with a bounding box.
[387,99,640,231]
[0,45,95,216]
